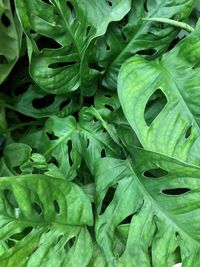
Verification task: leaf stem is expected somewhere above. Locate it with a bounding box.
[143,17,194,33]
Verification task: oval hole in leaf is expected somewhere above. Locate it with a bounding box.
[105,104,114,111]
[60,98,71,110]
[101,148,106,158]
[57,234,63,244]
[185,125,192,139]
[66,1,76,18]
[1,13,10,27]
[144,89,167,126]
[14,82,32,96]
[106,0,112,6]
[5,239,15,248]
[143,168,168,178]
[144,0,148,12]
[86,26,91,36]
[0,55,8,64]
[121,31,127,42]
[53,200,60,214]
[137,49,156,56]
[67,140,73,166]
[120,214,132,224]
[32,202,42,215]
[86,138,90,148]
[32,94,55,109]
[100,186,116,214]
[89,62,104,72]
[46,132,59,140]
[106,44,111,51]
[4,189,18,208]
[36,36,62,50]
[49,61,76,69]
[105,94,112,98]
[162,188,191,196]
[64,237,76,252]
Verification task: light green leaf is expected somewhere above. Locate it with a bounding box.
[0,174,93,267]
[118,21,200,165]
[95,148,200,266]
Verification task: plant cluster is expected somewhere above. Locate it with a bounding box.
[1,0,200,266]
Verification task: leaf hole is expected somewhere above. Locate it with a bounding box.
[144,1,148,12]
[89,62,104,72]
[14,82,32,96]
[86,138,90,148]
[168,37,181,51]
[86,26,91,37]
[53,200,60,214]
[66,1,76,18]
[49,61,76,69]
[46,132,59,140]
[100,186,116,214]
[32,94,55,109]
[144,89,167,126]
[9,227,33,243]
[67,140,73,166]
[59,98,71,110]
[32,202,42,215]
[137,49,156,56]
[120,214,132,224]
[143,168,168,179]
[57,234,64,243]
[185,125,192,139]
[104,94,112,98]
[0,55,8,64]
[106,0,112,6]
[36,36,62,50]
[64,237,76,252]
[106,44,111,51]
[1,13,10,27]
[4,189,18,208]
[105,104,114,112]
[161,188,191,196]
[121,31,127,42]
[101,148,106,158]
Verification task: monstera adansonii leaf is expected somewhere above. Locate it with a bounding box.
[14,0,130,94]
[100,0,196,90]
[95,148,200,267]
[118,20,200,166]
[0,0,22,84]
[0,174,93,267]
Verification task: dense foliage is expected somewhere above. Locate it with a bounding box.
[1,0,200,266]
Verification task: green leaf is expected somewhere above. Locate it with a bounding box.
[95,148,200,266]
[98,0,196,89]
[0,0,22,84]
[118,22,200,165]
[0,174,93,266]
[15,0,130,94]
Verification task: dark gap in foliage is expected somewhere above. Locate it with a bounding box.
[105,94,112,98]
[86,26,91,37]
[60,98,71,110]
[64,237,76,252]
[144,0,148,12]
[137,49,156,56]
[4,189,18,208]
[10,0,15,16]
[5,239,15,248]
[120,214,132,224]
[49,61,76,69]
[41,0,51,5]
[32,202,43,215]
[143,168,168,178]
[0,55,8,64]
[46,132,59,140]
[53,200,60,214]
[14,82,32,96]
[0,136,6,157]
[167,37,181,51]
[106,44,111,51]
[84,96,94,107]
[66,1,76,18]
[162,188,191,195]
[1,13,11,27]
[67,140,73,166]
[13,166,22,174]
[121,30,127,42]
[101,148,106,158]
[86,138,90,148]
[89,62,104,72]
[148,246,153,266]
[144,89,167,126]
[185,125,192,139]
[106,0,113,7]
[100,186,116,214]
[105,104,114,111]
[36,36,62,50]
[49,156,59,166]
[11,227,33,241]
[57,235,63,244]
[30,29,37,34]
[173,246,181,263]
[32,94,55,109]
